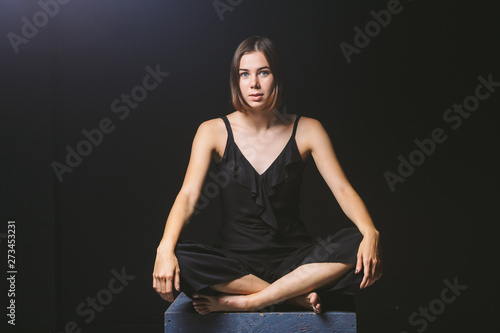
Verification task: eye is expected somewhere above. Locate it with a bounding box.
[259,70,270,76]
[240,72,249,78]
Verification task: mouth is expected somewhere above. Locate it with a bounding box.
[249,93,263,101]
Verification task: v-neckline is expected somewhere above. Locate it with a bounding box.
[227,116,297,177]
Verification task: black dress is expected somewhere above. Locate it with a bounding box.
[174,114,363,299]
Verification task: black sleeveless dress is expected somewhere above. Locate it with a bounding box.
[174,114,363,299]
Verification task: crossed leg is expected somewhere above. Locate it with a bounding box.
[191,262,354,315]
[208,273,321,313]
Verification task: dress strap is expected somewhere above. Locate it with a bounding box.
[292,114,301,138]
[220,116,234,140]
[222,114,299,139]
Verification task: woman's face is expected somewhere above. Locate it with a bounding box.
[238,51,274,110]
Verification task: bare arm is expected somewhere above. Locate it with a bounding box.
[302,117,382,288]
[157,120,217,251]
[153,119,219,301]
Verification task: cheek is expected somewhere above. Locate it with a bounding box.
[239,80,247,91]
[264,79,274,91]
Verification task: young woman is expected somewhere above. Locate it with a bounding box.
[153,36,382,315]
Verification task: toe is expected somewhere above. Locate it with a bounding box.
[308,293,322,313]
[195,305,207,314]
[198,306,210,315]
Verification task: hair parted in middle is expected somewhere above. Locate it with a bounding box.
[229,36,286,113]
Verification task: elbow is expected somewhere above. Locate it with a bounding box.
[178,187,201,214]
[333,184,359,203]
[333,184,350,198]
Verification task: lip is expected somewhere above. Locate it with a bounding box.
[249,93,263,101]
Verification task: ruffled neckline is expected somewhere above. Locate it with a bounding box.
[233,131,295,178]
[219,115,305,238]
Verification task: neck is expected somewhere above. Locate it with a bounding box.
[240,107,291,131]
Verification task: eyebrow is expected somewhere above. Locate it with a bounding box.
[239,66,271,71]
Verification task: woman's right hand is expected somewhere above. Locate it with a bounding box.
[152,248,180,302]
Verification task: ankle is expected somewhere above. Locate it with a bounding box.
[245,293,265,311]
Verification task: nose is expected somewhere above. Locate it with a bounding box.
[251,74,260,89]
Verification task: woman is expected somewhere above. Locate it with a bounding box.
[153,36,382,315]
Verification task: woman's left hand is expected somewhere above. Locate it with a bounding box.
[355,231,383,289]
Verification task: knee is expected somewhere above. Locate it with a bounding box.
[345,262,355,269]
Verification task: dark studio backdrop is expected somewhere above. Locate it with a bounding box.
[1,0,499,332]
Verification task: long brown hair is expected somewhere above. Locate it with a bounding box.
[230,36,286,113]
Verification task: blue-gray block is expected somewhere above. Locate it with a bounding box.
[165,292,356,332]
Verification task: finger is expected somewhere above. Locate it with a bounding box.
[158,280,169,301]
[160,275,167,293]
[360,262,369,288]
[370,258,378,281]
[175,268,181,292]
[165,275,173,302]
[160,292,169,301]
[154,277,164,295]
[355,254,363,274]
[360,274,368,289]
[361,259,372,289]
[367,260,382,286]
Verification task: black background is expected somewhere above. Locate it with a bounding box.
[1,0,498,332]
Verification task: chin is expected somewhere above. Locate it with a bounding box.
[248,99,268,106]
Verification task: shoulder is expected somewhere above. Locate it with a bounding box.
[195,114,231,137]
[187,118,222,152]
[191,116,230,157]
[194,115,235,161]
[296,115,328,138]
[197,117,224,133]
[295,116,331,151]
[296,115,323,129]
[198,111,239,132]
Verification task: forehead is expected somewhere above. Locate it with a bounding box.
[239,51,269,69]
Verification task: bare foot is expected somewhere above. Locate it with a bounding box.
[191,293,255,315]
[286,292,322,313]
